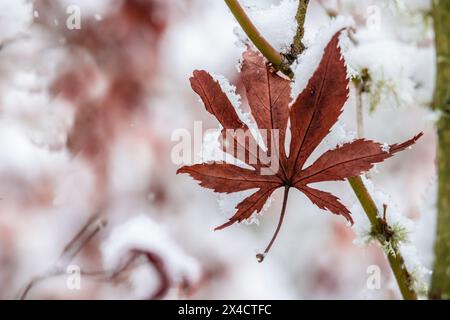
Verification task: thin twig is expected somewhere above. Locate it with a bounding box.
[285,0,309,64]
[19,272,58,300]
[18,231,174,300]
[0,34,29,52]
[56,214,107,268]
[353,68,370,139]
[317,0,338,17]
[18,253,140,300]
[18,214,107,299]
[355,83,364,138]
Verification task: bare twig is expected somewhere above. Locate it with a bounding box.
[18,214,107,299]
[18,230,175,300]
[0,34,29,52]
[56,214,107,268]
[317,0,338,17]
[18,253,140,300]
[353,68,371,139]
[355,83,364,138]
[18,271,59,300]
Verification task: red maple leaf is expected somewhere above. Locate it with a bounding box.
[177,32,422,261]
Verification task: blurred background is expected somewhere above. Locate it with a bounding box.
[0,0,437,299]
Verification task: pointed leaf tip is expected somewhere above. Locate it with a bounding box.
[389,132,424,154]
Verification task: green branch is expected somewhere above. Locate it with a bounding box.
[224,0,294,78]
[349,177,417,300]
[430,0,450,300]
[225,0,418,300]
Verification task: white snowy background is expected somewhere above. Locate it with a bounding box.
[0,0,437,299]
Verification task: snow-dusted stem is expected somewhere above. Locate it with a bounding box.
[430,0,450,300]
[349,177,417,300]
[224,0,294,78]
[285,0,309,63]
[227,0,417,300]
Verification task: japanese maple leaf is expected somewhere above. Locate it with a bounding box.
[177,32,422,261]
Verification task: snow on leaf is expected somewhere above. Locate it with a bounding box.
[177,31,423,258]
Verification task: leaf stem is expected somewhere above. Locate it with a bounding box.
[257,186,290,263]
[224,0,294,78]
[225,0,418,300]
